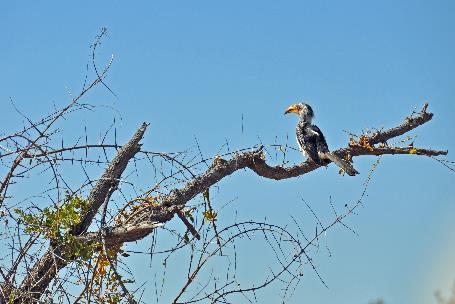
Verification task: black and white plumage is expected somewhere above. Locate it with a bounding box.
[284,102,359,176]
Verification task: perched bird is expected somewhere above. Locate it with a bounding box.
[284,102,359,176]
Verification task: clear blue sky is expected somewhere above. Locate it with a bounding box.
[2,1,455,303]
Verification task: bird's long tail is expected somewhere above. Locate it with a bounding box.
[324,152,359,176]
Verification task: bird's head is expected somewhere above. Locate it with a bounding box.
[284,102,314,123]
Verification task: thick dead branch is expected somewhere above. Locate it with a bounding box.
[368,103,433,145]
[72,122,148,235]
[79,222,163,246]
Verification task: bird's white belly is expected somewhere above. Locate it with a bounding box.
[296,136,308,156]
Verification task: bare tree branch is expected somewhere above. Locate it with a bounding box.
[152,106,445,217]
[78,222,163,246]
[368,103,432,145]
[2,103,449,303]
[89,104,447,241]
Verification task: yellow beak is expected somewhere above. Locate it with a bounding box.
[284,104,299,115]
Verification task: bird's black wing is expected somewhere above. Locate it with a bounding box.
[310,125,330,154]
[296,124,324,164]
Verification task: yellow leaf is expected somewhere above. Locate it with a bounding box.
[203,210,217,222]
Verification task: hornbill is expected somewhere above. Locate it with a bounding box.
[284,102,359,176]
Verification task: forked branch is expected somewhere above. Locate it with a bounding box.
[6,103,448,303]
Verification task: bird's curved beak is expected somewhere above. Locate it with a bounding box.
[284,104,299,115]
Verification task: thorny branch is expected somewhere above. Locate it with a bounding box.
[0,95,449,303]
[0,51,113,210]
